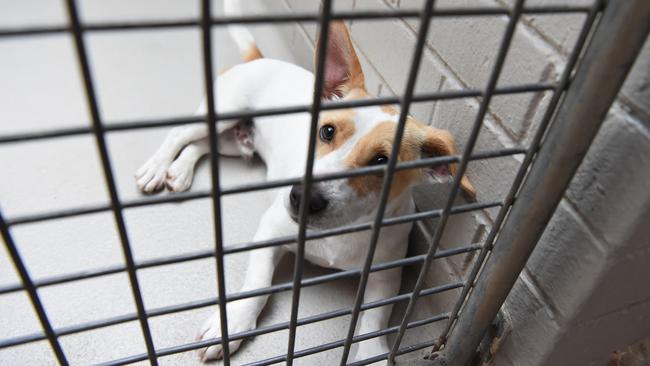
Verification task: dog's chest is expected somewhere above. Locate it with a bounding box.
[298,223,411,270]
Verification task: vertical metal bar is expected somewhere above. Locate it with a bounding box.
[285,1,333,364]
[63,1,159,364]
[0,212,69,365]
[432,0,605,355]
[201,0,231,364]
[431,1,650,365]
[387,0,526,363]
[338,0,437,364]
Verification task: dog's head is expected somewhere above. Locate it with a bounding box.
[287,22,476,229]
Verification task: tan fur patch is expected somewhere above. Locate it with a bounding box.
[345,121,423,200]
[318,21,367,98]
[317,110,357,157]
[243,44,263,63]
[420,125,476,201]
[345,88,370,100]
[344,119,477,202]
[380,105,399,116]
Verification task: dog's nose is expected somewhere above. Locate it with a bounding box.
[289,184,328,214]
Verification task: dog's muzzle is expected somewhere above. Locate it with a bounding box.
[289,184,328,216]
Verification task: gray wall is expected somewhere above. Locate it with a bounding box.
[256,0,650,365]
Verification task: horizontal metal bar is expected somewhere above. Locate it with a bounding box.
[0,6,590,38]
[0,116,205,145]
[148,245,480,319]
[224,201,499,254]
[0,206,493,311]
[0,332,45,349]
[0,25,69,37]
[0,247,220,295]
[4,190,496,231]
[0,83,554,145]
[244,313,449,366]
[115,283,462,366]
[5,145,519,226]
[348,339,438,366]
[222,148,524,196]
[0,231,480,300]
[5,203,112,226]
[207,82,552,121]
[0,198,487,296]
[6,191,212,226]
[0,244,476,350]
[0,264,125,295]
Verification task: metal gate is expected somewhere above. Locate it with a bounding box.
[1,0,648,365]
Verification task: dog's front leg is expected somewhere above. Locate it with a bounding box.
[197,197,291,361]
[196,245,284,361]
[352,267,402,364]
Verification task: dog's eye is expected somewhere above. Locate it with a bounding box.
[319,124,336,142]
[368,154,389,166]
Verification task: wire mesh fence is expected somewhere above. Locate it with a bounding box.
[0,0,612,365]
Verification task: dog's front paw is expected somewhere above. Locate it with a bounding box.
[196,308,256,362]
[135,158,170,193]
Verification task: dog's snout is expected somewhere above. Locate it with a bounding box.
[289,184,328,214]
[289,185,301,211]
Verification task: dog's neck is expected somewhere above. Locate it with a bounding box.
[381,190,416,219]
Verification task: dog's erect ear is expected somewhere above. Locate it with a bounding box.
[316,21,365,99]
[420,126,477,202]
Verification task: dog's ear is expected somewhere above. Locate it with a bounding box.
[317,21,365,99]
[420,126,477,202]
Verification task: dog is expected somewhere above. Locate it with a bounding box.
[135,1,476,362]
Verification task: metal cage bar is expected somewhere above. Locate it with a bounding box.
[0,5,592,38]
[388,0,527,362]
[0,200,498,298]
[0,212,68,364]
[63,0,159,364]
[339,0,437,363]
[0,83,553,145]
[0,247,471,351]
[200,0,232,363]
[99,284,461,366]
[285,1,333,364]
[1,149,521,228]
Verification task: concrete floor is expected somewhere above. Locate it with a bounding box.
[0,1,449,365]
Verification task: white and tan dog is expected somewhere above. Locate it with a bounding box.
[135,1,475,362]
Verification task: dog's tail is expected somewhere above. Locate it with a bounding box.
[224,0,263,62]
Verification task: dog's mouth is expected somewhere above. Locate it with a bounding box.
[288,212,313,228]
[288,211,329,230]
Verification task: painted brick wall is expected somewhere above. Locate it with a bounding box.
[254,1,650,364]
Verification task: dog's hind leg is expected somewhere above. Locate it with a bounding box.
[214,119,256,159]
[233,119,255,159]
[136,124,208,193]
[136,65,254,193]
[197,195,293,361]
